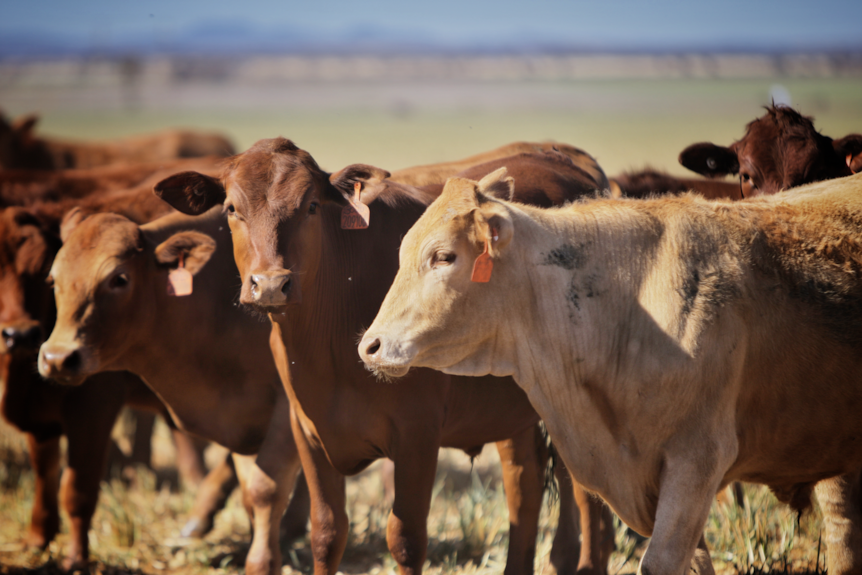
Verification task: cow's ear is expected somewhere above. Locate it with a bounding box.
[154,231,217,276]
[679,143,739,177]
[154,171,225,215]
[328,164,391,205]
[12,114,39,142]
[476,167,515,201]
[59,207,91,243]
[472,204,513,258]
[833,134,862,174]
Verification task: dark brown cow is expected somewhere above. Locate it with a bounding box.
[0,196,218,569]
[679,105,862,197]
[610,168,743,200]
[0,156,226,208]
[0,111,235,170]
[152,140,616,575]
[39,208,312,575]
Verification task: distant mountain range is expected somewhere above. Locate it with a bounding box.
[3,19,861,59]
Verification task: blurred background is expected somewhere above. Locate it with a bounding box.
[2,0,861,176]
[2,1,862,573]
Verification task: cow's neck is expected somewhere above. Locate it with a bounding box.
[272,199,425,407]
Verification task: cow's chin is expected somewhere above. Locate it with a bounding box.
[365,363,411,383]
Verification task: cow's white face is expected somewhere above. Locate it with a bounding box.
[359,169,517,379]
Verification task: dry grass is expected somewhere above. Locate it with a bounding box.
[0,417,833,575]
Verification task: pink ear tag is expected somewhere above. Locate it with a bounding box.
[471,228,497,283]
[341,182,370,230]
[167,252,193,297]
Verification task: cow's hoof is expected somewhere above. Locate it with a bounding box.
[180,517,212,538]
[61,554,89,573]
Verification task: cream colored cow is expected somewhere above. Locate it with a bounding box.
[360,169,862,575]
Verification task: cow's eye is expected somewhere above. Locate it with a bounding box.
[432,251,456,267]
[309,202,319,215]
[225,204,236,216]
[109,273,129,289]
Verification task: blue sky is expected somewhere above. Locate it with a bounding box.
[3,0,862,53]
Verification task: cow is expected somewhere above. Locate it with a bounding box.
[0,156,227,208]
[35,207,316,575]
[609,168,742,200]
[151,139,617,575]
[358,169,862,575]
[679,104,862,198]
[0,111,235,170]
[0,198,224,569]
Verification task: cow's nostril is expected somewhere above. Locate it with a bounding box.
[63,351,82,373]
[281,276,291,296]
[366,338,381,356]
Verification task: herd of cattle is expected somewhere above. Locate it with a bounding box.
[0,105,861,575]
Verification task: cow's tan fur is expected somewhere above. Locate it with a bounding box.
[361,171,862,575]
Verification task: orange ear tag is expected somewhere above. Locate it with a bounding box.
[341,182,370,230]
[471,228,497,283]
[167,252,193,297]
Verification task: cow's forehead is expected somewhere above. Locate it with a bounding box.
[228,149,322,213]
[59,215,141,268]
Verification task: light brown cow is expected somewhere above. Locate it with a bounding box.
[360,170,862,575]
[152,140,616,575]
[0,111,235,169]
[0,193,223,569]
[39,208,313,575]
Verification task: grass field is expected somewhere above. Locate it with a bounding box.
[1,71,861,574]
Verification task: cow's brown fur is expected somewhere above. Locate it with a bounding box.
[611,168,742,200]
[360,171,862,575]
[679,105,862,197]
[153,139,616,575]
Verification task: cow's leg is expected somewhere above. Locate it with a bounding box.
[550,460,613,575]
[292,409,348,575]
[637,464,716,575]
[59,379,126,570]
[281,471,310,543]
[815,469,862,575]
[496,426,545,575]
[24,434,61,549]
[182,451,240,538]
[236,396,304,575]
[388,440,439,575]
[128,409,155,467]
[169,424,208,487]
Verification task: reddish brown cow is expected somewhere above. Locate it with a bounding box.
[0,111,235,169]
[39,208,315,575]
[152,140,616,575]
[679,105,862,197]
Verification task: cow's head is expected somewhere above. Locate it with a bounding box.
[679,105,862,197]
[38,211,215,383]
[0,207,61,357]
[359,168,515,379]
[154,137,390,313]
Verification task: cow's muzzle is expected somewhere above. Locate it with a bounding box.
[242,270,301,309]
[358,333,411,380]
[38,343,86,383]
[0,322,42,354]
